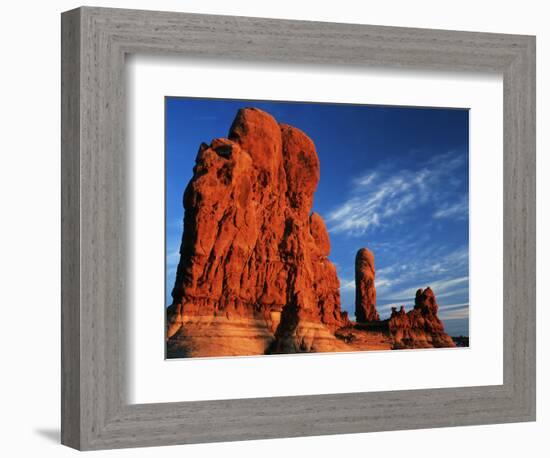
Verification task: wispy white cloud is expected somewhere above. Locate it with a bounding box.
[438,302,470,311]
[439,303,470,320]
[339,278,356,291]
[373,245,468,294]
[326,151,467,235]
[433,196,469,220]
[381,275,469,303]
[426,246,469,275]
[373,300,470,321]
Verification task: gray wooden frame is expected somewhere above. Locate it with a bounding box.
[61,6,536,451]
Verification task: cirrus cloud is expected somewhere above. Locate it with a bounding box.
[326,151,468,236]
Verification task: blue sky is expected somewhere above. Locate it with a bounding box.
[165,97,470,337]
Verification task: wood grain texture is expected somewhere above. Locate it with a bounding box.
[60,7,81,450]
[61,6,536,450]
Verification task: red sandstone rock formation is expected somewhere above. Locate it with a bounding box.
[388,287,455,349]
[166,108,349,357]
[355,248,380,322]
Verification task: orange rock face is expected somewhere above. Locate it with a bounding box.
[167,108,348,357]
[388,287,455,349]
[166,107,458,357]
[355,248,380,322]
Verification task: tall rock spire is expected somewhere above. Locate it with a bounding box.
[354,248,380,322]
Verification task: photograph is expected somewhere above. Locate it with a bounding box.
[0,0,550,458]
[165,98,470,358]
[1,1,541,455]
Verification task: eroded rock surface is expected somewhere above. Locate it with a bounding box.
[355,248,380,322]
[388,287,455,349]
[166,107,458,358]
[166,108,348,357]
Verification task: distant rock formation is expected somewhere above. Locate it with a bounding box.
[166,108,349,357]
[355,248,380,322]
[388,287,455,349]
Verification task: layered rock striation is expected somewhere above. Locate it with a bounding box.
[166,108,349,357]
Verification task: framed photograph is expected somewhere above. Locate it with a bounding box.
[61,6,536,450]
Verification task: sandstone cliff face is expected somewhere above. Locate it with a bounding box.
[355,248,380,322]
[388,287,456,349]
[167,108,349,357]
[166,107,458,358]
